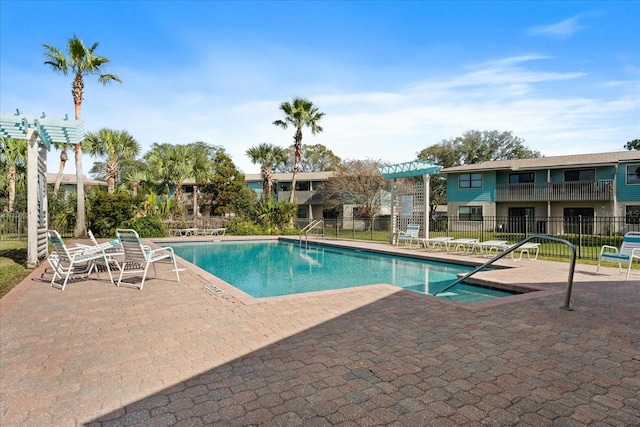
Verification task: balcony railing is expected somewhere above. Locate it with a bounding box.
[495,180,614,202]
[277,190,325,205]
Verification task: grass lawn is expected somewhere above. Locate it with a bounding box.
[0,240,30,299]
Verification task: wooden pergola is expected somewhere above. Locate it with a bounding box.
[379,161,442,244]
[1,110,84,267]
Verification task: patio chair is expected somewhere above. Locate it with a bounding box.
[445,238,479,253]
[115,229,180,290]
[77,229,124,256]
[47,230,116,291]
[596,231,640,280]
[494,242,541,261]
[396,224,420,247]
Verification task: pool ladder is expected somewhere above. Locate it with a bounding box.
[433,235,578,311]
[300,220,324,248]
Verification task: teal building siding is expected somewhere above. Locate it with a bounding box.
[617,161,640,202]
[446,172,495,203]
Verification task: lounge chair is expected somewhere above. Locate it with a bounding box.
[495,242,541,261]
[198,227,227,236]
[396,224,421,247]
[115,229,180,290]
[47,230,116,290]
[596,231,640,280]
[471,240,508,255]
[445,238,479,253]
[422,236,453,250]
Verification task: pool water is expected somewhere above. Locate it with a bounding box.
[166,240,514,302]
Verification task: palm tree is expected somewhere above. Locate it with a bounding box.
[0,137,27,212]
[273,98,325,203]
[50,141,74,197]
[84,128,140,193]
[246,143,286,200]
[44,34,122,236]
[190,143,215,217]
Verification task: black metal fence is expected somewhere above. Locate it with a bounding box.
[298,215,640,262]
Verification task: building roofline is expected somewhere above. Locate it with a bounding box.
[440,151,640,174]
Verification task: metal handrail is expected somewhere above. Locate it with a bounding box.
[299,220,324,248]
[432,234,577,311]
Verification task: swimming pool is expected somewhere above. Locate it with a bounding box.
[166,240,515,302]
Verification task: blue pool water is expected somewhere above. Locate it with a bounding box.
[166,240,515,302]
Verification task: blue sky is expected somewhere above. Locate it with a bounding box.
[1,1,638,175]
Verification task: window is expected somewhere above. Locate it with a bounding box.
[626,164,640,185]
[459,206,483,221]
[626,205,640,225]
[459,173,482,188]
[297,207,308,219]
[509,172,534,183]
[564,169,595,181]
[295,182,310,191]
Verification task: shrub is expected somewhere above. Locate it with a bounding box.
[226,217,265,235]
[87,191,141,237]
[122,216,167,238]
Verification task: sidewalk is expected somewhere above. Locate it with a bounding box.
[1,237,638,426]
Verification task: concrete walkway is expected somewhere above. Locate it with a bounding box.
[1,237,638,426]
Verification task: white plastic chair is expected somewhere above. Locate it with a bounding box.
[47,230,115,290]
[597,231,640,280]
[396,225,420,247]
[115,229,180,290]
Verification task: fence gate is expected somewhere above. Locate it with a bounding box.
[379,161,442,244]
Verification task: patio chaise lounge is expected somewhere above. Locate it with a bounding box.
[445,238,479,254]
[495,242,541,261]
[422,236,453,250]
[115,229,180,290]
[47,230,116,290]
[596,231,640,280]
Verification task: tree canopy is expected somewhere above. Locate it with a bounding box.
[625,139,639,150]
[275,143,341,173]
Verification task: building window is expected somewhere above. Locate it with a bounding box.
[626,164,640,185]
[626,205,640,224]
[459,173,482,189]
[459,206,483,221]
[509,172,534,183]
[297,207,308,219]
[564,169,595,181]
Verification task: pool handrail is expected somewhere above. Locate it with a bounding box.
[433,234,577,311]
[299,219,324,248]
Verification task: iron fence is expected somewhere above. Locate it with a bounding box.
[299,215,640,262]
[0,212,27,241]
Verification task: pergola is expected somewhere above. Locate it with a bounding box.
[1,110,85,267]
[379,161,442,244]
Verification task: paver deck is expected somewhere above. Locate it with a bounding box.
[1,236,638,426]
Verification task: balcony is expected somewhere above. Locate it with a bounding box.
[495,180,614,202]
[277,190,325,205]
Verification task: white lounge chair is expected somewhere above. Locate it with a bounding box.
[422,236,453,250]
[47,230,116,290]
[471,240,508,255]
[198,227,227,236]
[495,242,541,261]
[115,229,180,290]
[597,231,640,280]
[396,224,421,247]
[445,238,479,253]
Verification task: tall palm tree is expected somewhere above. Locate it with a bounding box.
[190,143,215,217]
[0,137,27,212]
[273,98,325,203]
[44,34,122,236]
[84,128,140,193]
[246,143,286,200]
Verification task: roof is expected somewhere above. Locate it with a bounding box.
[46,173,107,187]
[440,151,640,174]
[245,171,334,182]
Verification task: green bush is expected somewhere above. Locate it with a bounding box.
[87,191,142,237]
[226,217,265,235]
[122,216,167,238]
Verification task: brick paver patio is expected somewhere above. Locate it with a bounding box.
[1,237,638,426]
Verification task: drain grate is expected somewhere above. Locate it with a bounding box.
[204,284,226,296]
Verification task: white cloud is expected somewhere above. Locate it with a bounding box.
[527,16,587,39]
